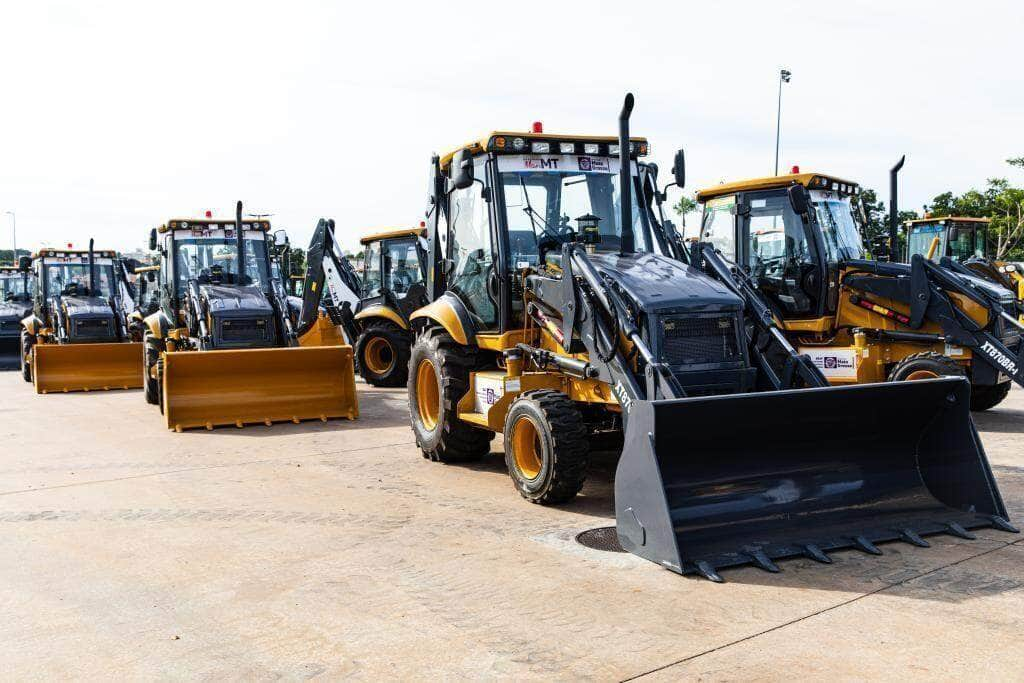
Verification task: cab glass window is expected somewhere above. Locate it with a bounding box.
[448,172,497,327]
[700,196,737,257]
[362,241,382,298]
[744,192,818,317]
[385,239,423,297]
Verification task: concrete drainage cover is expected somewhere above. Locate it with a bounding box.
[575,526,626,553]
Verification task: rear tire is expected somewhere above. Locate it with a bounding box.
[20,331,33,383]
[356,321,411,388]
[504,390,589,505]
[407,327,492,463]
[143,334,160,405]
[969,381,1012,412]
[888,352,965,382]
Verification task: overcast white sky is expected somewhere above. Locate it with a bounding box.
[1,1,1022,254]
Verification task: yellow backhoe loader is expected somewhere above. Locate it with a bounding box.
[295,219,428,387]
[404,94,1016,582]
[141,203,357,431]
[19,242,144,392]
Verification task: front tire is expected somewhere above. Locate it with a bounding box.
[356,321,411,388]
[20,331,33,383]
[504,390,589,505]
[970,381,1012,412]
[407,328,492,463]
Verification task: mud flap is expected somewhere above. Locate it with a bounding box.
[32,342,143,393]
[162,345,358,431]
[614,378,1017,581]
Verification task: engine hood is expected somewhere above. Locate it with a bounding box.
[589,251,743,313]
[200,285,273,315]
[0,300,31,321]
[62,296,114,318]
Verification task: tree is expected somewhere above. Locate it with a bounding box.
[855,188,917,255]
[0,248,31,266]
[287,247,306,277]
[672,194,699,232]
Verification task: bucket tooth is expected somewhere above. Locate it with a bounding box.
[899,529,930,548]
[803,544,832,564]
[945,523,976,540]
[989,516,1020,533]
[851,536,883,555]
[745,549,780,573]
[693,561,723,583]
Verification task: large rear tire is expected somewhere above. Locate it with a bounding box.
[356,321,411,388]
[408,328,492,463]
[143,334,160,405]
[504,390,589,505]
[20,331,33,383]
[969,381,1012,412]
[888,352,964,382]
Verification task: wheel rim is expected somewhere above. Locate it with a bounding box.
[415,359,440,431]
[511,416,543,480]
[364,337,395,375]
[906,369,940,381]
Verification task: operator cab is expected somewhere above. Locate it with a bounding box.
[905,216,989,262]
[0,266,34,302]
[697,172,865,319]
[430,127,654,331]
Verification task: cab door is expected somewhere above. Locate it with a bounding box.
[444,157,499,331]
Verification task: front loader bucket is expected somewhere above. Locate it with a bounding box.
[615,378,1016,582]
[162,345,358,432]
[33,342,143,393]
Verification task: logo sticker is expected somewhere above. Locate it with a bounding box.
[578,156,610,172]
[523,157,560,170]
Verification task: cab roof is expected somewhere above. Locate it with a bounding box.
[360,227,426,245]
[157,217,271,234]
[439,130,649,170]
[35,248,118,258]
[696,172,859,202]
[905,216,990,226]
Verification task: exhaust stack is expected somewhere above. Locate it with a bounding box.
[889,155,905,262]
[88,238,95,296]
[235,201,247,284]
[618,93,635,255]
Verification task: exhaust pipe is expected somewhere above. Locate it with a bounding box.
[88,238,95,296]
[618,93,635,255]
[235,200,247,284]
[889,155,905,262]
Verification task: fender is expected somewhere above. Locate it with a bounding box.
[409,292,476,345]
[143,311,174,340]
[355,305,409,331]
[21,314,42,336]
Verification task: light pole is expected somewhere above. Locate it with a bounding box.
[3,211,14,265]
[774,69,792,176]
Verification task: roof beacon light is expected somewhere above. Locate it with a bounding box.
[790,165,800,174]
[205,210,213,218]
[532,121,543,133]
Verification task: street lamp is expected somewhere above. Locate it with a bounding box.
[3,211,14,265]
[774,69,792,176]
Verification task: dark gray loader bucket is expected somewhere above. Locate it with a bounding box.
[614,377,1017,582]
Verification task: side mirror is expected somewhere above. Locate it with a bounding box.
[672,148,685,188]
[947,226,959,242]
[274,229,289,247]
[18,256,31,271]
[450,149,475,191]
[787,184,809,216]
[149,228,158,252]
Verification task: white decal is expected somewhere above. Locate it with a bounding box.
[474,376,505,414]
[979,341,1019,376]
[577,156,610,172]
[799,347,859,380]
[612,382,632,412]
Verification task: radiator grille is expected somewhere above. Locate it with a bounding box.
[220,318,269,343]
[73,317,113,339]
[0,320,20,333]
[661,315,739,366]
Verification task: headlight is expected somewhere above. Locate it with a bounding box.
[583,143,600,154]
[559,142,575,154]
[608,144,620,155]
[511,137,527,152]
[531,141,550,153]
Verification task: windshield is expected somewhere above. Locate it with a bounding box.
[811,193,865,261]
[0,273,33,300]
[907,223,946,261]
[173,233,269,294]
[45,263,114,297]
[498,156,648,267]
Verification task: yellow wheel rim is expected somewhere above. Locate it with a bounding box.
[906,369,940,381]
[363,336,395,375]
[416,359,440,431]
[511,416,543,480]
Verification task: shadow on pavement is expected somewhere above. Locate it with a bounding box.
[973,407,1024,434]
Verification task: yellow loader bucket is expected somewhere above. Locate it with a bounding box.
[162,345,358,432]
[33,342,143,394]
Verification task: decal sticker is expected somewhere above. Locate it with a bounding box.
[577,156,610,172]
[979,341,1019,376]
[799,347,859,380]
[474,376,505,414]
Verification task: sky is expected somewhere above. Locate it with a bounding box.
[1,0,1022,254]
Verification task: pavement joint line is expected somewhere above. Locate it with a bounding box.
[0,440,416,497]
[622,539,1019,682]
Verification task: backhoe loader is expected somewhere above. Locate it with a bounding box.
[0,265,34,369]
[404,94,1015,581]
[295,220,428,387]
[686,169,1023,412]
[19,242,144,392]
[142,202,357,431]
